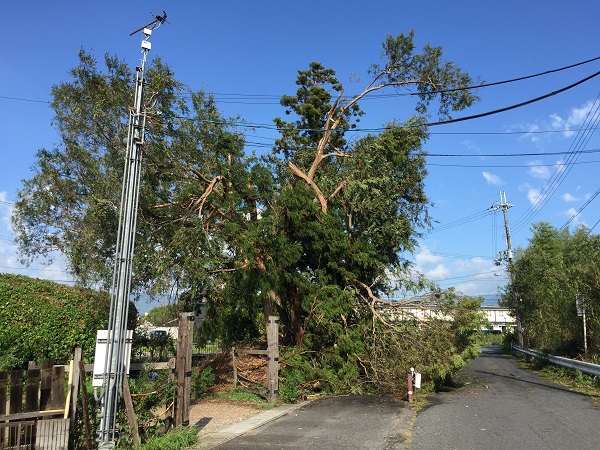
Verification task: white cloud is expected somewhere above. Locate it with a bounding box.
[562,192,578,202]
[563,208,587,229]
[426,264,450,280]
[527,188,543,206]
[460,139,482,156]
[550,101,594,137]
[527,161,551,179]
[527,160,565,180]
[512,100,595,144]
[415,248,444,266]
[512,122,543,145]
[482,171,503,186]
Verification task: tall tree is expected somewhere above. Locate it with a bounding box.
[503,222,600,355]
[14,33,484,392]
[261,31,479,346]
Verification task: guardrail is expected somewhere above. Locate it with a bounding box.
[513,345,600,377]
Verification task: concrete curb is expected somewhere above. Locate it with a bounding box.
[192,402,308,449]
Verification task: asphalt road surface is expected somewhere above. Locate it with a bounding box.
[211,395,413,449]
[410,346,600,449]
[212,346,600,449]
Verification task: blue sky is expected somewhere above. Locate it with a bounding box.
[2,1,600,311]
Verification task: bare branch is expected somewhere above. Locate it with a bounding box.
[288,161,328,213]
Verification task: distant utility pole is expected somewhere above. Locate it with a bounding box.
[576,293,588,354]
[97,12,167,449]
[491,191,523,346]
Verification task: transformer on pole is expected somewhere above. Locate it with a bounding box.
[97,13,166,448]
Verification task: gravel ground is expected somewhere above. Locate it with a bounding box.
[189,399,264,436]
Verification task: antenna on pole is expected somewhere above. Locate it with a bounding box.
[129,11,168,36]
[96,13,167,449]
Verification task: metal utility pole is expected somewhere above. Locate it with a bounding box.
[491,191,523,346]
[97,13,166,449]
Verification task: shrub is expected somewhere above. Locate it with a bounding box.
[0,274,136,368]
[191,367,216,399]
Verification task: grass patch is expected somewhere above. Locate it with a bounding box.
[514,353,600,404]
[136,426,197,450]
[217,387,277,409]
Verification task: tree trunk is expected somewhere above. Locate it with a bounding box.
[288,284,305,349]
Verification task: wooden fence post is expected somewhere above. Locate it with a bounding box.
[78,359,94,450]
[70,347,82,430]
[123,375,140,448]
[39,360,53,411]
[175,312,194,427]
[232,348,238,386]
[266,316,279,403]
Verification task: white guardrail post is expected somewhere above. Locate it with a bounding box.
[512,345,600,377]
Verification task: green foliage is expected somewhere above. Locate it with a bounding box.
[278,294,484,396]
[503,223,600,356]
[478,331,505,346]
[217,387,273,407]
[135,427,198,450]
[126,366,177,444]
[0,273,134,369]
[190,367,216,400]
[13,32,482,395]
[133,329,176,362]
[142,304,181,327]
[278,368,308,403]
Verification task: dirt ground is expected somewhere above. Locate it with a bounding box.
[189,352,269,436]
[189,399,263,436]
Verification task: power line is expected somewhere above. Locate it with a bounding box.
[3,52,600,114]
[427,159,600,168]
[427,148,600,157]
[428,70,600,127]
[160,68,600,134]
[559,187,600,231]
[182,54,600,102]
[512,93,600,234]
[431,208,494,232]
[0,95,50,104]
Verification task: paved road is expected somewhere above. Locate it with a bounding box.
[207,346,600,449]
[210,395,413,449]
[410,346,600,449]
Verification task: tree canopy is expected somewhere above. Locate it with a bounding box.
[13,32,484,391]
[502,222,600,355]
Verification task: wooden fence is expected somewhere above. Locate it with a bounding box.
[232,316,279,402]
[0,360,71,450]
[0,314,196,449]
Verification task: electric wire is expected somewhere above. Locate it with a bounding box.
[431,208,494,232]
[427,159,600,168]
[428,70,600,127]
[164,69,600,134]
[512,96,600,232]
[426,148,600,157]
[511,93,600,234]
[586,218,600,235]
[178,54,600,103]
[559,186,600,231]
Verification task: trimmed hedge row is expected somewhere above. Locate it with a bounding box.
[0,273,135,369]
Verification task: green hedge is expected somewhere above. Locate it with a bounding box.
[0,273,135,369]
